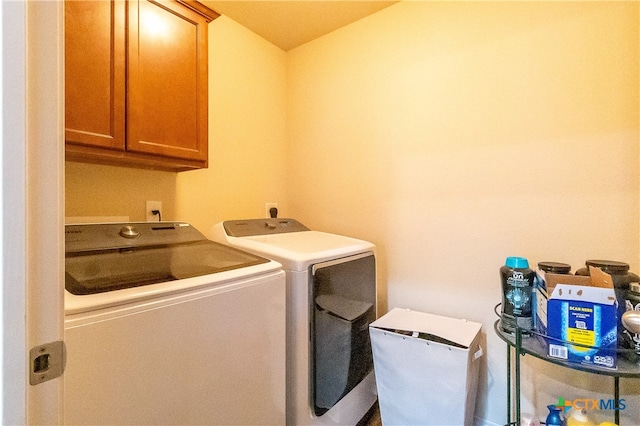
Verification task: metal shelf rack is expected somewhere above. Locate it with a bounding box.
[494,305,640,426]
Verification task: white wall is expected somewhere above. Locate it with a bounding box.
[286,2,639,424]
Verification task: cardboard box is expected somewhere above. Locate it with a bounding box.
[534,269,550,342]
[369,308,483,425]
[543,267,617,369]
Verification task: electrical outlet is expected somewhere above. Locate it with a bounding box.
[265,203,278,218]
[146,200,162,222]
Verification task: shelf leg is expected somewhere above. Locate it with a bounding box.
[515,327,521,426]
[614,376,619,425]
[507,344,511,425]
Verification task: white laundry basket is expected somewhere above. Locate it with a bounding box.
[369,308,484,426]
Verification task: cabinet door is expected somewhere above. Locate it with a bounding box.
[127,0,208,163]
[65,0,126,150]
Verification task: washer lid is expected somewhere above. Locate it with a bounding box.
[64,260,283,315]
[66,240,269,295]
[65,222,270,295]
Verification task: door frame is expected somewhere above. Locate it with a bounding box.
[2,1,65,424]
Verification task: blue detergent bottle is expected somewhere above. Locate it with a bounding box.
[500,256,535,333]
[546,404,565,426]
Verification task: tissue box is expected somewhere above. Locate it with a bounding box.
[544,267,617,369]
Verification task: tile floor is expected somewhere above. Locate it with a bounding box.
[364,402,382,426]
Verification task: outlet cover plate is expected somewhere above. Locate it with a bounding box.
[146,200,162,222]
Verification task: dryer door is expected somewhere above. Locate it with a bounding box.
[311,253,376,416]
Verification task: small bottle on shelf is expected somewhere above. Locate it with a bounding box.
[566,407,595,426]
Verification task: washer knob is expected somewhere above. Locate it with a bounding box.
[265,221,277,230]
[119,225,140,239]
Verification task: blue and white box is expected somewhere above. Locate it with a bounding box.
[545,267,617,369]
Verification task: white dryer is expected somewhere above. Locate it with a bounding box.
[212,218,377,426]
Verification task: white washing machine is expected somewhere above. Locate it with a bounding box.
[212,218,377,426]
[64,222,286,425]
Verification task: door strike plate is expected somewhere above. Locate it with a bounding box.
[29,340,66,385]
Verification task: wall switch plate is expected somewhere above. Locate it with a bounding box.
[265,203,278,218]
[146,200,162,222]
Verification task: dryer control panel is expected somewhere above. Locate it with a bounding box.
[223,218,310,237]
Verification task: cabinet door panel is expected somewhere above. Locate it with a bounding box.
[127,0,208,162]
[65,1,125,150]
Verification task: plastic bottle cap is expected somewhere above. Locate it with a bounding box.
[506,257,529,269]
[585,259,629,274]
[538,261,572,274]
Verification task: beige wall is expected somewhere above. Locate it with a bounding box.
[65,2,639,424]
[65,161,177,222]
[175,16,288,234]
[287,2,639,424]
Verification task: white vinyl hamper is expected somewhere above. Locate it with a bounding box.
[369,308,484,426]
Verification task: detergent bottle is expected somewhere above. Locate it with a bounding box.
[500,257,535,333]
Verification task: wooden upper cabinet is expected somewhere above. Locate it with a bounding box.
[65,1,126,151]
[65,0,218,172]
[127,0,208,162]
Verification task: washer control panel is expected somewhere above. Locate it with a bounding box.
[65,222,201,253]
[223,218,310,237]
